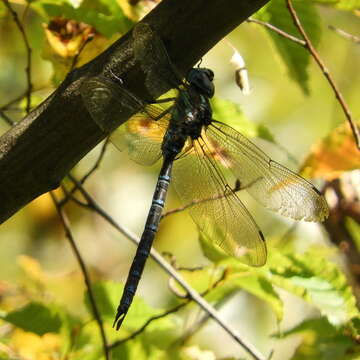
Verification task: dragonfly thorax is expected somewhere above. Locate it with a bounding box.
[162,68,215,161]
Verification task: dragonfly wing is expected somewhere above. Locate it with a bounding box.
[112,110,169,166]
[132,23,183,97]
[208,122,329,222]
[81,75,170,166]
[80,76,144,133]
[172,139,267,266]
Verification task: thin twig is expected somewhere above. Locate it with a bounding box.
[3,0,32,114]
[246,18,306,46]
[79,137,111,185]
[70,33,95,71]
[0,91,27,111]
[66,174,265,360]
[60,183,89,207]
[59,137,110,206]
[108,302,187,349]
[49,191,110,360]
[286,0,360,149]
[109,267,227,349]
[328,25,360,44]
[178,292,235,346]
[0,109,15,126]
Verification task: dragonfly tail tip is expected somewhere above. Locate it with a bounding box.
[113,310,127,330]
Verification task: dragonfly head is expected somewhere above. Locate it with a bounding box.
[187,68,215,98]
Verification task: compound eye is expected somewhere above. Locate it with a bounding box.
[205,69,214,81]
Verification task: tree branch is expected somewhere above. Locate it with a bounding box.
[3,0,32,113]
[286,0,360,149]
[50,191,110,360]
[0,0,270,224]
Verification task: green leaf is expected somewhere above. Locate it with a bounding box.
[335,0,360,10]
[111,339,148,360]
[211,97,258,138]
[0,302,62,335]
[111,336,173,360]
[208,259,284,321]
[255,0,322,95]
[84,281,164,329]
[198,232,230,263]
[31,0,133,37]
[0,3,6,18]
[210,97,279,144]
[175,259,284,322]
[169,266,226,298]
[345,217,360,253]
[256,123,276,143]
[274,317,356,360]
[313,0,360,10]
[267,249,360,325]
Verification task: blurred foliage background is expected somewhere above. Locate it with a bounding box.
[0,0,360,359]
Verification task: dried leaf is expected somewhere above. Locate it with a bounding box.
[228,43,251,95]
[300,122,360,180]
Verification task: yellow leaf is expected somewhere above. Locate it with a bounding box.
[43,17,96,58]
[17,255,45,284]
[118,0,162,21]
[10,330,60,360]
[42,17,110,83]
[300,122,360,180]
[28,192,57,221]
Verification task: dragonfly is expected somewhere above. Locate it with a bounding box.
[81,23,329,330]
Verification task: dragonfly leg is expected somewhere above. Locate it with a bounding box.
[150,97,177,104]
[147,105,173,121]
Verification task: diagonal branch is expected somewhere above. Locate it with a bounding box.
[286,0,360,149]
[0,0,271,224]
[246,17,305,46]
[328,25,360,44]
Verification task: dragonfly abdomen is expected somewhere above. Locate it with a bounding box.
[113,160,173,330]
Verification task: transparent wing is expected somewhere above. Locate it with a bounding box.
[81,75,171,166]
[111,111,169,165]
[207,122,329,221]
[132,23,183,97]
[172,136,267,266]
[80,76,144,133]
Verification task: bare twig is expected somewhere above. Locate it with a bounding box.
[0,91,28,111]
[246,17,306,46]
[49,191,110,360]
[108,302,187,349]
[0,109,15,126]
[328,25,360,44]
[70,33,95,71]
[66,175,265,360]
[60,183,89,207]
[3,0,32,114]
[78,137,111,185]
[59,137,110,207]
[110,267,227,349]
[286,0,360,149]
[178,291,235,346]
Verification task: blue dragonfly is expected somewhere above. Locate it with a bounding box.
[81,23,329,330]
